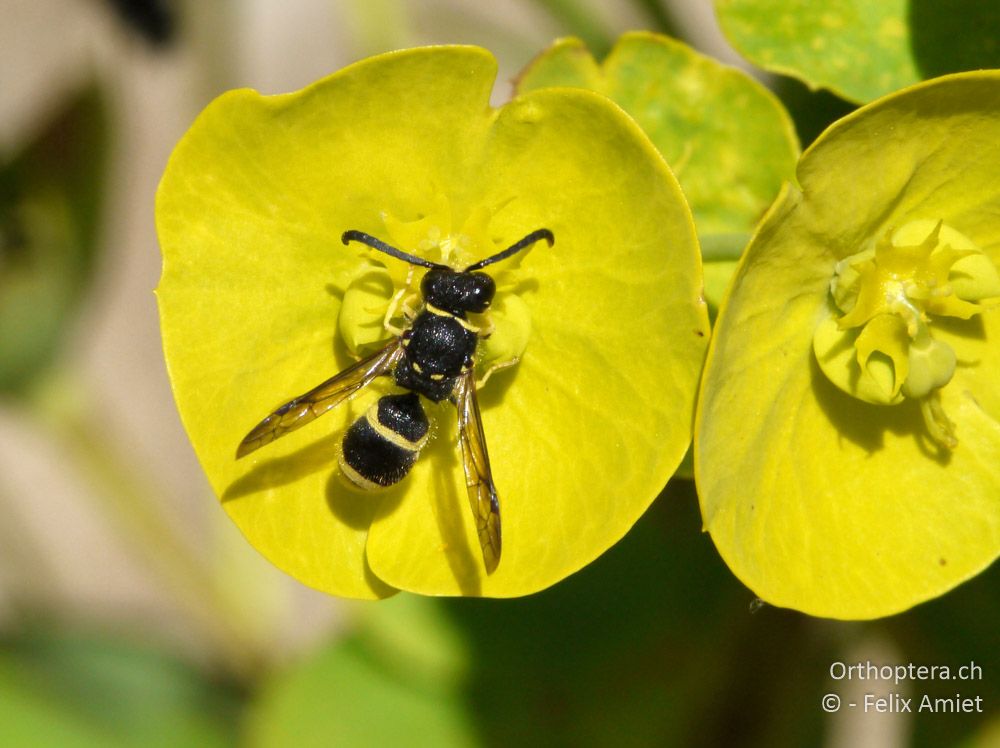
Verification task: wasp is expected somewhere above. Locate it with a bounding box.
[236,227,555,574]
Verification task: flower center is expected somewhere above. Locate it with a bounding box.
[813,219,1000,448]
[336,194,533,387]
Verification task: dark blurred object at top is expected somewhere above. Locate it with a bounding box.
[104,0,176,47]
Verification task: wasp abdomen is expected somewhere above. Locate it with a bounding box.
[338,392,430,489]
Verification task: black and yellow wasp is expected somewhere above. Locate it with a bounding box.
[236,228,555,574]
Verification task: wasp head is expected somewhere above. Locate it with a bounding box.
[421,267,496,315]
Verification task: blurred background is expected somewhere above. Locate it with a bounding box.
[0,0,996,745]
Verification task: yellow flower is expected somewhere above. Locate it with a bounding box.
[156,47,708,599]
[696,71,1000,619]
[814,220,1000,446]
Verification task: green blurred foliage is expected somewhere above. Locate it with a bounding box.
[3,489,997,746]
[241,483,1000,746]
[246,595,475,747]
[0,625,241,747]
[0,84,107,394]
[444,482,833,747]
[244,485,835,746]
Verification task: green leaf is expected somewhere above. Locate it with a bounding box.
[516,33,799,238]
[716,0,1000,103]
[246,596,475,748]
[696,71,1000,618]
[0,626,239,748]
[0,667,114,748]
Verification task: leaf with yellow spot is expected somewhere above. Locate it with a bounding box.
[715,0,1000,103]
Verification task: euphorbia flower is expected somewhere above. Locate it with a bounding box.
[156,47,709,599]
[696,71,1000,619]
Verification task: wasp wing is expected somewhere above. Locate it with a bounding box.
[453,371,502,574]
[236,340,404,459]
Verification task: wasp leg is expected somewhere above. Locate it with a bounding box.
[476,355,519,389]
[382,267,418,337]
[400,293,421,321]
[476,309,495,338]
[382,290,407,337]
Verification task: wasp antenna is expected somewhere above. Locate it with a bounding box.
[342,230,441,269]
[465,228,554,272]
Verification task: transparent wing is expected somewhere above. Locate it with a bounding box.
[453,371,502,574]
[236,340,404,459]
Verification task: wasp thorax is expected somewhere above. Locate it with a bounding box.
[421,268,496,315]
[813,219,1000,448]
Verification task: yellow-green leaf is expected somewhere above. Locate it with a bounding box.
[515,32,799,243]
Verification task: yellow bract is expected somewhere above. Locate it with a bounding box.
[697,71,1000,619]
[156,47,708,599]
